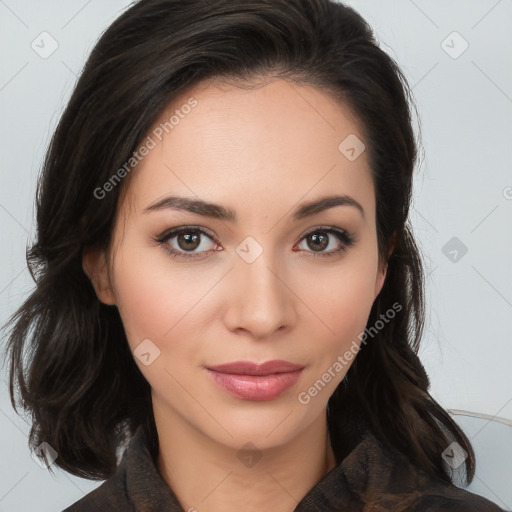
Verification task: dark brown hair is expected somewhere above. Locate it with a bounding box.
[2,0,475,485]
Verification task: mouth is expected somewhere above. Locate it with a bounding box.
[205,360,305,401]
[206,360,304,376]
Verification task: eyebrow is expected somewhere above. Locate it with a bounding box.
[143,194,365,221]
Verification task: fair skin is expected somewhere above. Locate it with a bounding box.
[83,77,388,512]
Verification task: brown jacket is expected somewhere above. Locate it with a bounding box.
[63,426,505,511]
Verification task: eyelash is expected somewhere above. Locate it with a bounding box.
[153,225,356,261]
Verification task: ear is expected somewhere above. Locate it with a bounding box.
[374,259,388,299]
[374,233,397,299]
[82,246,116,305]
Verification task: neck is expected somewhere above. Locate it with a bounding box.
[153,396,337,512]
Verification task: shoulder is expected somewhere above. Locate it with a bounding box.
[62,478,131,511]
[410,489,505,511]
[61,425,181,511]
[61,456,132,511]
[62,429,136,511]
[355,432,506,511]
[370,478,506,511]
[332,433,503,512]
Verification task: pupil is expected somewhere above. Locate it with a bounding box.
[179,233,199,251]
[310,233,327,251]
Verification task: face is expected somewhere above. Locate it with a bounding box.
[84,77,387,451]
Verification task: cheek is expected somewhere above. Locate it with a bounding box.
[294,252,380,387]
[110,249,218,405]
[304,259,379,340]
[110,247,209,355]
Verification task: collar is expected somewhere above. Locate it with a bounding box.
[108,425,502,511]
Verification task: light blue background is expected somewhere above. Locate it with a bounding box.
[1,1,511,510]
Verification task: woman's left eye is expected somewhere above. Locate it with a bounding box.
[153,226,355,260]
[295,227,356,258]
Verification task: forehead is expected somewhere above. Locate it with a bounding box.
[120,78,375,223]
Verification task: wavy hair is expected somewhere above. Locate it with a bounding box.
[2,0,475,484]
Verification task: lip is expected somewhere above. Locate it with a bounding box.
[205,360,305,401]
[207,360,304,376]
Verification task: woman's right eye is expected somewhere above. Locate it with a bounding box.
[154,227,221,260]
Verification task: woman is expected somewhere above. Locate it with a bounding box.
[3,0,505,510]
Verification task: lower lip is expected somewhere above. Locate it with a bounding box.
[206,369,303,401]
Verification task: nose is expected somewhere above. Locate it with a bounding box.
[222,248,297,340]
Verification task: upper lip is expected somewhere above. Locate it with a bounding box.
[206,360,305,376]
